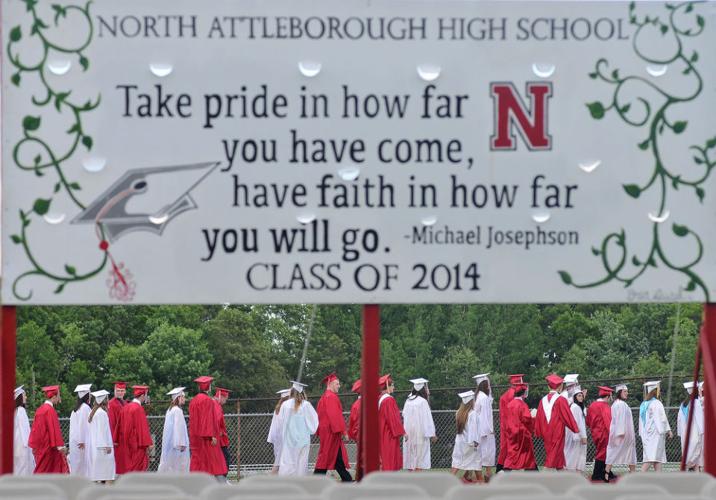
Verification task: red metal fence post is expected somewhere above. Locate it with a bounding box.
[360,304,380,477]
[0,306,17,475]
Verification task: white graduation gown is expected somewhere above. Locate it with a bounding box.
[451,409,481,470]
[677,399,704,468]
[475,391,496,466]
[13,407,35,475]
[402,395,436,470]
[267,409,286,467]
[158,406,190,473]
[639,398,670,463]
[564,403,587,471]
[69,403,91,476]
[278,399,319,476]
[605,399,636,466]
[87,408,116,481]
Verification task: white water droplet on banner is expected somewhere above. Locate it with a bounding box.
[149,213,169,225]
[44,213,66,224]
[579,159,601,173]
[532,63,555,78]
[646,65,668,77]
[149,63,173,77]
[648,210,670,223]
[297,213,316,224]
[421,216,438,226]
[82,157,106,173]
[532,212,551,224]
[417,64,441,82]
[338,166,360,181]
[48,59,71,75]
[298,61,321,77]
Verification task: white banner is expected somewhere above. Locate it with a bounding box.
[2,0,715,304]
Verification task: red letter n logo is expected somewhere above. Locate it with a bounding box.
[490,82,552,151]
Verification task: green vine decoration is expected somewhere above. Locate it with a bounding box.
[559,1,714,300]
[7,0,107,300]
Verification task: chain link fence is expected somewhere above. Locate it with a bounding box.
[54,405,689,477]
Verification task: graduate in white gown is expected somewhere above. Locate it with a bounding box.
[451,391,481,482]
[403,378,437,471]
[87,390,116,482]
[69,383,92,477]
[639,381,672,472]
[677,381,704,471]
[158,387,190,473]
[563,376,587,473]
[278,381,319,476]
[13,386,35,475]
[267,388,291,474]
[605,384,636,480]
[473,373,496,481]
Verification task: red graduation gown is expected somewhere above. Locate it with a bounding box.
[378,395,405,471]
[315,390,350,469]
[189,393,228,475]
[213,400,230,447]
[503,398,536,470]
[120,401,152,472]
[535,393,579,469]
[497,387,515,465]
[108,397,127,474]
[28,403,69,474]
[348,397,361,441]
[586,400,611,461]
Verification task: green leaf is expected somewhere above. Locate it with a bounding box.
[630,15,637,24]
[33,154,41,166]
[64,264,77,276]
[69,182,81,190]
[33,168,44,177]
[32,197,51,216]
[697,15,704,28]
[79,55,89,71]
[683,67,692,75]
[588,72,598,79]
[591,247,600,256]
[54,91,71,111]
[54,283,65,294]
[11,234,22,244]
[619,103,631,114]
[693,156,704,165]
[22,115,41,132]
[685,3,693,13]
[672,175,681,189]
[611,69,620,79]
[82,135,93,150]
[10,25,22,42]
[638,139,650,150]
[632,256,641,266]
[647,257,657,268]
[685,280,696,292]
[558,271,573,285]
[586,101,606,119]
[691,51,699,62]
[11,72,21,86]
[695,187,705,202]
[660,24,668,35]
[54,182,61,193]
[672,223,689,237]
[673,121,687,134]
[629,1,635,11]
[66,123,81,135]
[623,184,641,198]
[23,0,38,11]
[707,137,716,149]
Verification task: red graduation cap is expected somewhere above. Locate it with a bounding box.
[215,387,231,398]
[598,386,614,397]
[132,385,149,397]
[509,374,525,385]
[352,379,362,393]
[322,372,338,385]
[113,381,127,390]
[545,374,564,389]
[378,374,392,389]
[42,385,60,398]
[194,375,214,391]
[514,383,529,393]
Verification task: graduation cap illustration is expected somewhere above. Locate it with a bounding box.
[71,161,220,242]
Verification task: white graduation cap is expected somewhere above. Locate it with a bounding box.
[564,374,580,386]
[166,387,186,401]
[683,382,695,393]
[71,162,220,242]
[74,384,93,398]
[14,386,25,399]
[91,390,110,404]
[472,373,490,385]
[458,390,475,404]
[643,380,661,397]
[276,388,291,397]
[615,383,628,392]
[291,381,308,393]
[409,378,429,391]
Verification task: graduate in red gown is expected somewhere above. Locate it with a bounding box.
[108,381,127,474]
[314,372,352,481]
[120,385,153,472]
[535,374,579,469]
[496,374,523,472]
[348,379,363,480]
[378,374,405,471]
[586,386,614,481]
[503,384,537,470]
[28,385,69,473]
[213,387,231,478]
[189,376,228,477]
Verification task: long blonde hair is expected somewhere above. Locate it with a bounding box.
[88,399,108,423]
[291,389,306,412]
[275,395,289,415]
[455,400,474,435]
